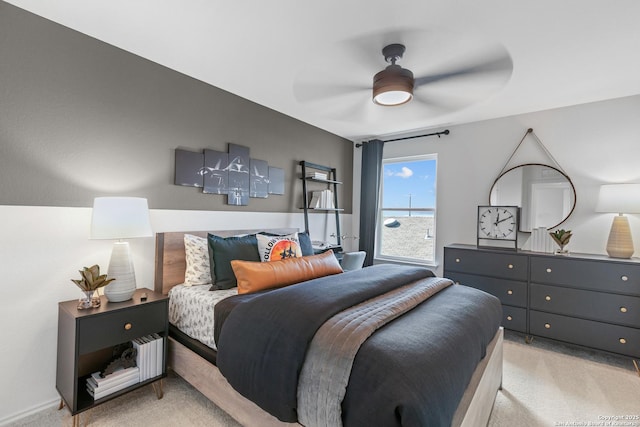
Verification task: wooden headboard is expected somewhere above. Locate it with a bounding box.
[154,228,298,295]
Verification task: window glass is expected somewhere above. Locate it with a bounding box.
[377,154,437,264]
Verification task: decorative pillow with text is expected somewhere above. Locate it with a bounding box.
[256,233,303,262]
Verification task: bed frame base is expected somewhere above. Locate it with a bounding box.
[168,328,503,427]
[168,336,298,427]
[452,327,503,427]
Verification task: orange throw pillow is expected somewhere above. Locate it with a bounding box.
[232,250,343,294]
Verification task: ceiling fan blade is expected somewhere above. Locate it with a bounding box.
[293,82,369,103]
[414,50,513,88]
[412,90,471,112]
[325,96,373,123]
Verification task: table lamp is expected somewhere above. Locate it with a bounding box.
[595,184,640,259]
[90,197,153,302]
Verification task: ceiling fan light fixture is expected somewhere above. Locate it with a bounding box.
[372,65,414,106]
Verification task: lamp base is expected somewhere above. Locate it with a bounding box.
[606,214,634,259]
[104,241,137,302]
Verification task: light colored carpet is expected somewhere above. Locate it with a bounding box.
[489,332,640,427]
[12,333,640,426]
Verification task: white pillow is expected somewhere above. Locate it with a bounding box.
[184,234,212,286]
[256,233,303,262]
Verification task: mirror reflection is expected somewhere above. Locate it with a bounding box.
[489,164,576,232]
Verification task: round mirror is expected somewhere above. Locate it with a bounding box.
[489,164,576,232]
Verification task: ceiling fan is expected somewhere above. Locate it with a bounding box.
[293,33,513,115]
[372,43,415,106]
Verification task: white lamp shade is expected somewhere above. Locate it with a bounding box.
[595,184,640,214]
[90,197,153,239]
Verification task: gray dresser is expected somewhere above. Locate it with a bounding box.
[444,244,640,358]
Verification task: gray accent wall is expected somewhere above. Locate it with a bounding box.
[0,2,352,213]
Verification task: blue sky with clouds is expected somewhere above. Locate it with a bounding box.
[382,158,437,210]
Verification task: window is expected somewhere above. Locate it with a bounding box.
[376,154,437,264]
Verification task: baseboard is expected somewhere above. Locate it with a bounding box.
[0,398,60,426]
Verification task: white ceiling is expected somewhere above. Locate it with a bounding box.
[7,0,640,142]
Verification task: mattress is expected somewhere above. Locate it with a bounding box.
[168,284,237,350]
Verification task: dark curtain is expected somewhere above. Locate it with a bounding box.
[358,139,384,266]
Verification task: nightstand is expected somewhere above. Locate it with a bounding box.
[56,288,168,425]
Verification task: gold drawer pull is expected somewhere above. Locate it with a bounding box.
[506,315,513,321]
[545,295,552,301]
[621,275,628,282]
[620,307,628,313]
[507,290,513,295]
[455,258,460,263]
[124,323,132,331]
[619,338,627,344]
[507,264,513,269]
[546,268,552,273]
[544,323,551,329]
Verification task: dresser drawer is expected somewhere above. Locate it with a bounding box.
[530,311,640,358]
[78,301,167,354]
[530,256,640,296]
[502,305,527,333]
[444,248,527,281]
[447,272,527,308]
[530,283,640,328]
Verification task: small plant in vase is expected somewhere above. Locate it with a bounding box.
[549,229,572,255]
[71,265,115,309]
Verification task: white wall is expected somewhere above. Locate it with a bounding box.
[0,206,352,424]
[353,94,640,276]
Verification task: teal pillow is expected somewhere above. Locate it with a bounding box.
[208,234,260,290]
[297,231,314,256]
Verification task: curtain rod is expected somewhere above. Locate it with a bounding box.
[355,129,450,147]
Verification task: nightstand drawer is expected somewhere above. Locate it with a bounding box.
[530,310,640,358]
[530,283,640,328]
[448,272,527,307]
[530,256,640,296]
[502,305,526,333]
[445,248,527,281]
[78,302,167,354]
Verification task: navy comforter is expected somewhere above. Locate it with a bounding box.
[215,264,502,426]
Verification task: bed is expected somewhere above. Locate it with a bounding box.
[154,229,504,427]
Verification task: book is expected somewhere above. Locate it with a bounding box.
[87,366,140,400]
[132,338,144,382]
[88,366,139,388]
[152,333,164,377]
[147,335,156,380]
[88,375,140,400]
[309,191,323,209]
[88,369,138,391]
[306,171,327,180]
[323,189,334,209]
[139,335,150,381]
[126,335,163,383]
